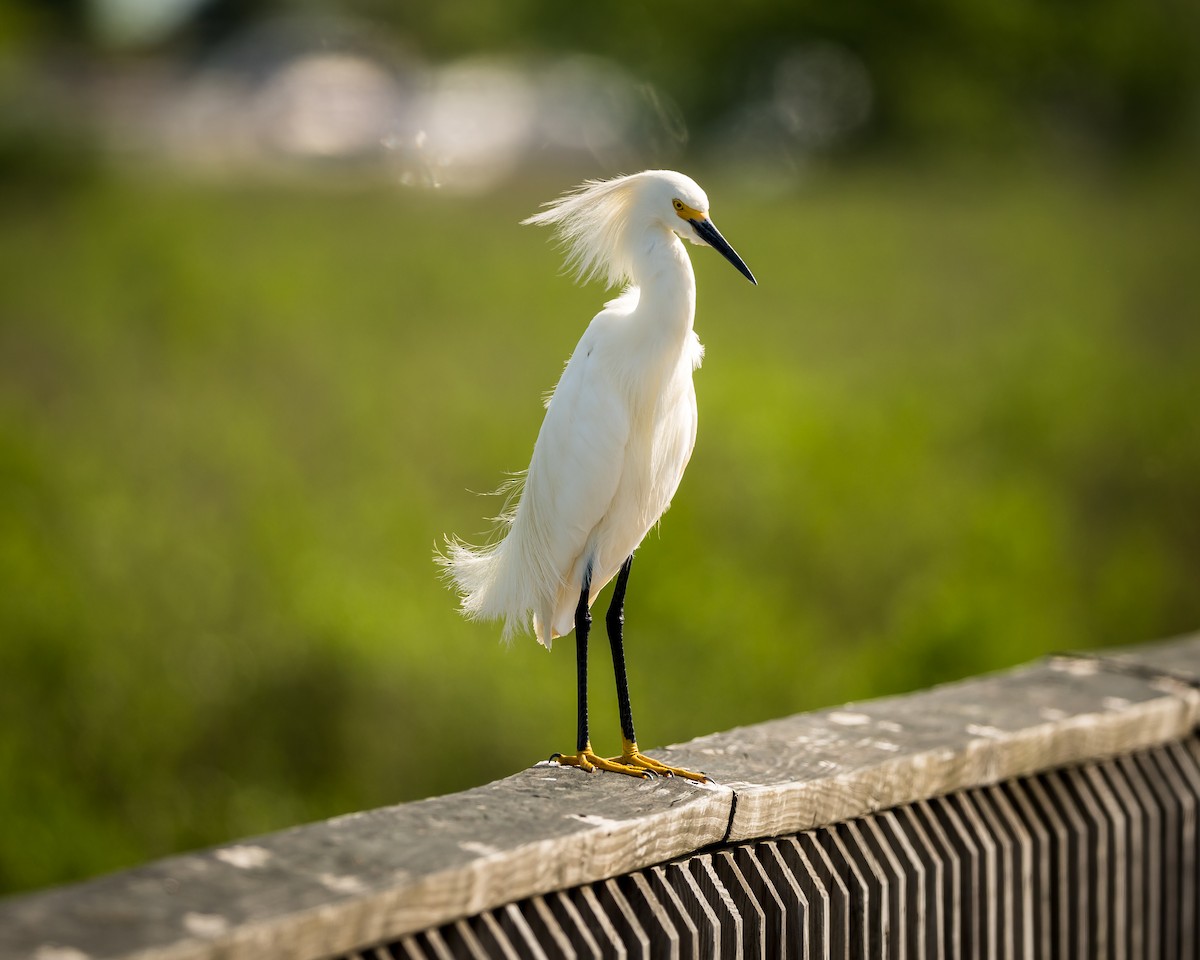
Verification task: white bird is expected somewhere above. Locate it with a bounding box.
[439,170,756,780]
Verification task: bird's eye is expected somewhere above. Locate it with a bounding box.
[672,199,684,211]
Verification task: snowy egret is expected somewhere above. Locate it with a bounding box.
[440,170,756,781]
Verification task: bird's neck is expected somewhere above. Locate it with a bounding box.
[627,226,696,340]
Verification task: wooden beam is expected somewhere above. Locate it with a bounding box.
[2,634,1198,960]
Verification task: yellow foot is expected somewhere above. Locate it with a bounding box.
[614,739,709,783]
[551,739,708,783]
[551,743,652,778]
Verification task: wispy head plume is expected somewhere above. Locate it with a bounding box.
[521,173,642,289]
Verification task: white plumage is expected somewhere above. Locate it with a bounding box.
[439,170,755,779]
[442,170,735,641]
[442,279,703,646]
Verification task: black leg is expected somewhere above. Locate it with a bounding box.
[573,565,593,753]
[606,555,637,745]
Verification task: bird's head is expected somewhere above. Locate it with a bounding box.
[523,169,757,288]
[644,171,757,286]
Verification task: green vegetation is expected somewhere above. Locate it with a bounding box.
[1,162,1198,894]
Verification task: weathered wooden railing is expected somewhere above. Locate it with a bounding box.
[4,633,1200,959]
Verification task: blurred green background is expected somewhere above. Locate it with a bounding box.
[1,0,1199,896]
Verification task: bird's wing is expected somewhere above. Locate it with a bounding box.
[520,317,630,633]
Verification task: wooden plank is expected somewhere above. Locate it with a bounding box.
[0,766,729,960]
[690,651,1200,843]
[2,634,1198,960]
[1101,632,1200,684]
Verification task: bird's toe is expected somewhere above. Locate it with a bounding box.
[551,747,603,775]
[614,743,709,783]
[551,748,653,778]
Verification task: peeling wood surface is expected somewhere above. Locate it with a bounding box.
[2,633,1198,960]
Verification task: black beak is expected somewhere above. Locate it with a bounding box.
[690,217,757,285]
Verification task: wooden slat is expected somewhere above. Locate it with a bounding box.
[709,851,767,960]
[730,846,791,960]
[644,865,700,957]
[753,840,811,959]
[619,873,680,959]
